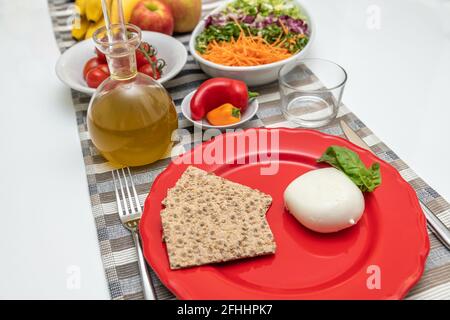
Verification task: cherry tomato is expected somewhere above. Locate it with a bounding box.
[138,63,160,80]
[142,42,157,56]
[135,49,149,68]
[140,42,150,52]
[135,42,157,67]
[86,64,110,88]
[83,57,101,80]
[95,48,107,63]
[96,64,109,74]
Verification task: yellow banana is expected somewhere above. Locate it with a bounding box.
[85,18,106,39]
[86,0,103,22]
[74,0,87,16]
[72,15,89,40]
[111,0,141,24]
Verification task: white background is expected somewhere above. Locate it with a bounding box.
[0,0,449,299]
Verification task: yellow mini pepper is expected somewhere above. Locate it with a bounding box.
[206,103,241,126]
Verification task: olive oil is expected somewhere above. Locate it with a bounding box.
[87,76,178,167]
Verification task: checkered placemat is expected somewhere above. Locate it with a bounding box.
[48,0,450,300]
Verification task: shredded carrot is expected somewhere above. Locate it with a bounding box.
[279,19,289,36]
[200,21,293,67]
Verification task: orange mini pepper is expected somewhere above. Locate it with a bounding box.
[206,103,241,126]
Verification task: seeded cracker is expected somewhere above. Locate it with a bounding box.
[160,166,276,269]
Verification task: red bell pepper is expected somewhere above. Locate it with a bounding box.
[190,78,258,120]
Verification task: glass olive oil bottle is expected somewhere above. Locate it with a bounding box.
[87,24,178,167]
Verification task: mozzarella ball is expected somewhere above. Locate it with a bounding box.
[284,167,365,233]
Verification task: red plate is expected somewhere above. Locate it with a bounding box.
[140,128,429,299]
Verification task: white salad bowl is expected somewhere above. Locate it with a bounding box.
[56,31,187,95]
[189,0,315,87]
[181,90,259,130]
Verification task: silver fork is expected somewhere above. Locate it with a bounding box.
[112,167,155,300]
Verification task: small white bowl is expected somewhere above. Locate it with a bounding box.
[189,0,315,87]
[180,90,259,130]
[56,31,187,95]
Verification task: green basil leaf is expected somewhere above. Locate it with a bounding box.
[317,145,381,192]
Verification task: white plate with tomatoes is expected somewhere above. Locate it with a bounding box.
[55,31,187,95]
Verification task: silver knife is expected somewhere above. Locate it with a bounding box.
[340,120,450,250]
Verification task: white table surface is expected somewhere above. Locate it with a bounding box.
[0,0,449,299]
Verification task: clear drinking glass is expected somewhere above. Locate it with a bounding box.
[278,58,347,128]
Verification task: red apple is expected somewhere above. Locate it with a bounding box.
[130,0,174,35]
[164,0,201,33]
